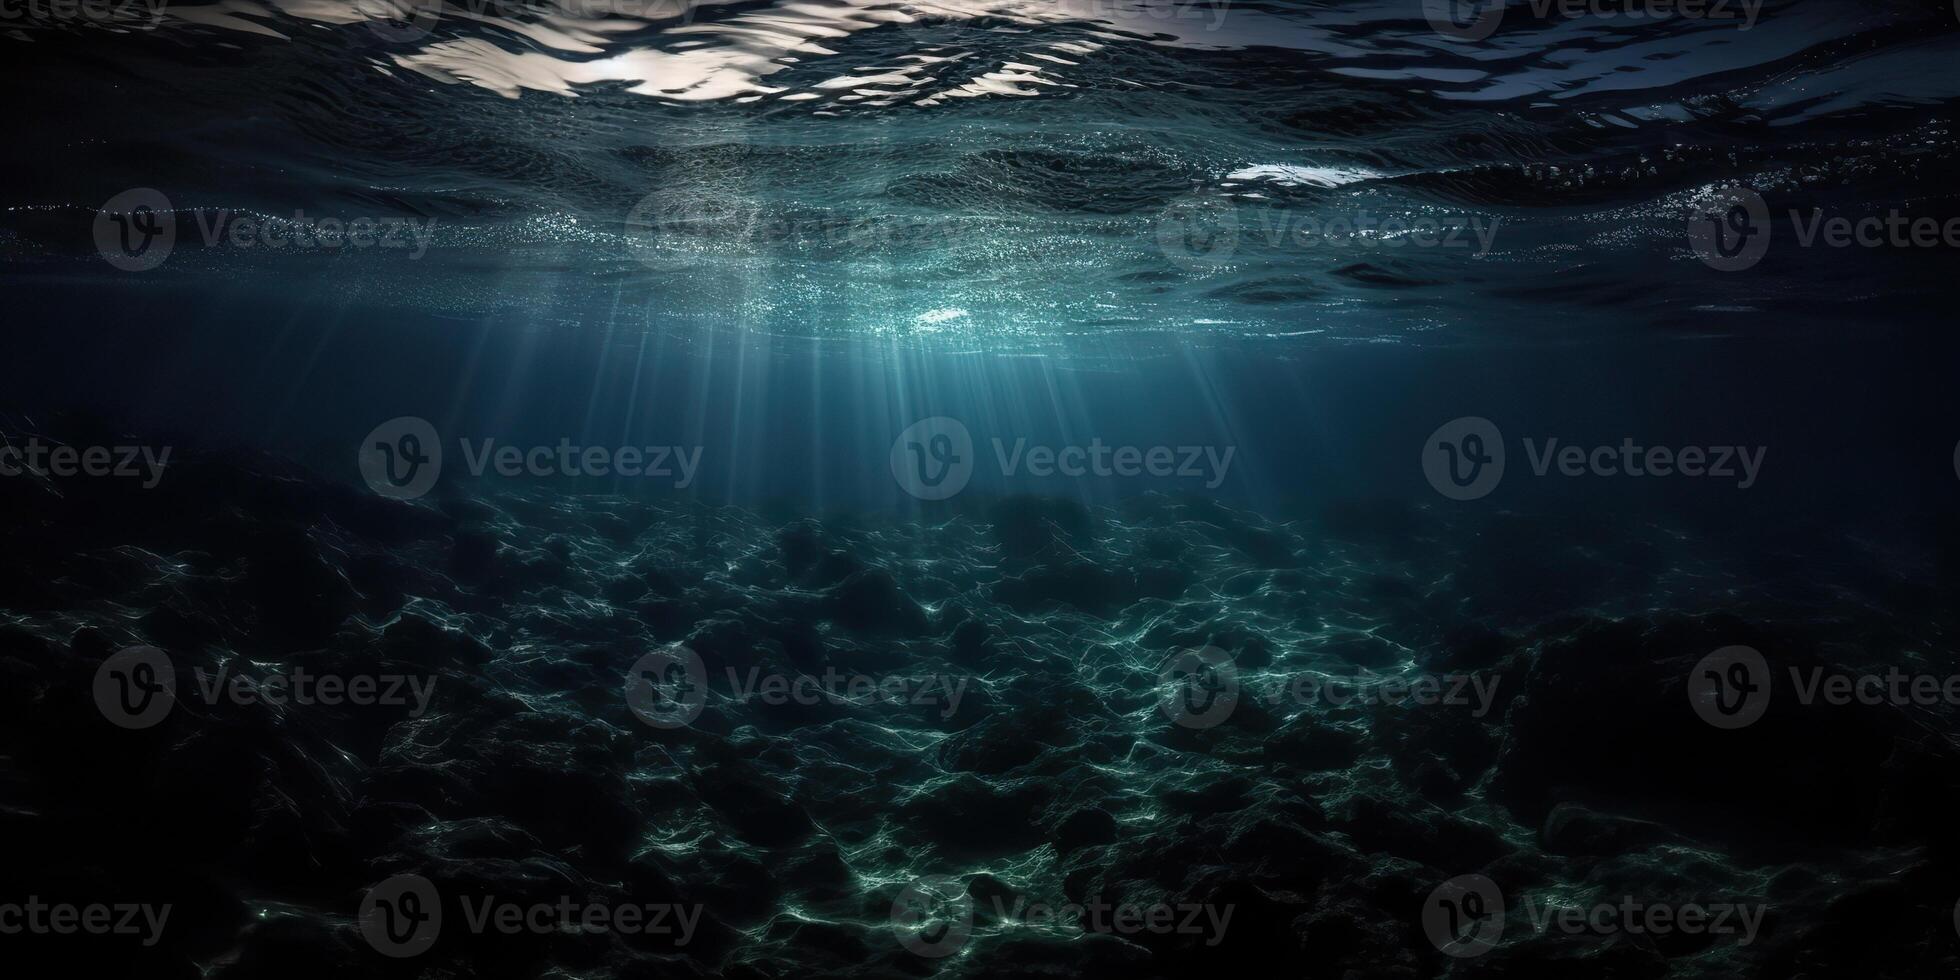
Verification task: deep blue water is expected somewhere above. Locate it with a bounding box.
[6,2,1960,978]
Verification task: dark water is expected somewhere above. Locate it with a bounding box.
[5,2,1960,978]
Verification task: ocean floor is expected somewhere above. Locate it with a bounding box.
[5,414,1959,978]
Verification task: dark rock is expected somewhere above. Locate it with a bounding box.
[967,873,1020,924]
[901,775,1053,859]
[1540,803,1681,856]
[378,614,491,670]
[949,617,993,664]
[822,569,928,635]
[1053,806,1120,856]
[691,760,814,849]
[244,527,356,649]
[450,528,502,586]
[993,560,1136,617]
[939,706,1066,774]
[1335,792,1512,869]
[1487,616,1949,856]
[991,495,1094,561]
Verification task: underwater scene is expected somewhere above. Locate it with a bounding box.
[6,0,1960,976]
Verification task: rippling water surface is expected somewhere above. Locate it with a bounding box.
[10,0,1960,345]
